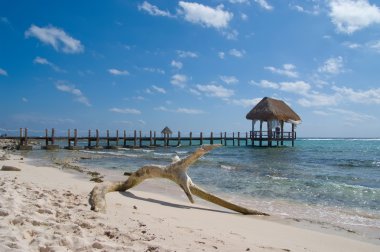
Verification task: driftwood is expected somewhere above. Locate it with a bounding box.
[89,145,268,216]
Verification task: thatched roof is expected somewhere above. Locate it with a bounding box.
[161,126,173,134]
[246,97,301,122]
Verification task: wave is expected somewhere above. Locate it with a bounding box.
[220,165,237,170]
[301,138,380,141]
[79,150,141,158]
[175,151,188,154]
[153,152,174,157]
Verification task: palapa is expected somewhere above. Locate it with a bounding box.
[161,126,173,135]
[246,97,301,123]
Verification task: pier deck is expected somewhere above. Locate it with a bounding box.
[1,128,297,150]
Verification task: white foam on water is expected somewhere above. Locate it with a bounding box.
[220,165,237,170]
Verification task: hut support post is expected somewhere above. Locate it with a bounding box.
[68,129,71,147]
[237,132,240,147]
[116,130,119,146]
[292,124,295,147]
[252,121,255,146]
[96,129,99,147]
[45,128,49,146]
[259,121,263,147]
[189,132,192,146]
[139,131,142,147]
[107,130,110,147]
[51,128,55,145]
[210,132,213,145]
[74,129,78,146]
[25,128,28,146]
[267,121,272,147]
[281,121,284,146]
[123,130,127,147]
[154,131,157,146]
[245,132,248,146]
[224,132,227,146]
[19,128,23,146]
[134,130,137,147]
[200,132,203,146]
[88,129,91,147]
[220,132,223,145]
[178,131,181,146]
[149,131,152,146]
[233,132,235,146]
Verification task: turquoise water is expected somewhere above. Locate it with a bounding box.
[23,139,380,242]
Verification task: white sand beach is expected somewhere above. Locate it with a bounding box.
[0,149,379,252]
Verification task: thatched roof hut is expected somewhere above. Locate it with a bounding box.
[161,126,173,135]
[246,97,301,147]
[246,97,301,122]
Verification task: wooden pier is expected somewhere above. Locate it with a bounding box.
[2,128,297,150]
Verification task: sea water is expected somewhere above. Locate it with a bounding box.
[22,139,380,243]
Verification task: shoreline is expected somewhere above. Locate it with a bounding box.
[1,149,379,251]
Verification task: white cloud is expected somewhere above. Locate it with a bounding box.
[178,1,233,29]
[264,64,299,78]
[189,88,201,96]
[367,40,380,52]
[176,108,204,114]
[343,41,362,48]
[218,52,225,59]
[280,81,311,95]
[33,56,64,72]
[329,0,380,34]
[297,93,340,107]
[171,60,183,69]
[255,0,273,10]
[313,110,331,116]
[152,85,166,94]
[220,75,239,85]
[256,80,279,89]
[257,79,310,95]
[229,0,250,4]
[109,108,141,114]
[229,98,262,107]
[229,48,245,58]
[171,74,188,88]
[332,86,380,104]
[241,13,248,20]
[318,56,344,74]
[222,29,239,40]
[25,25,84,54]
[329,108,376,121]
[143,67,165,74]
[177,50,198,58]
[196,84,234,98]
[138,1,173,17]
[291,4,320,15]
[108,68,129,76]
[0,68,8,76]
[56,82,91,106]
[154,106,204,114]
[138,120,146,125]
[21,97,28,103]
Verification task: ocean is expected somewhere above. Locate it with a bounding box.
[21,138,380,243]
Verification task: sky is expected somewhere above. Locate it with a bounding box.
[1,0,380,138]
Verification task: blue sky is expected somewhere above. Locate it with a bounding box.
[1,0,380,137]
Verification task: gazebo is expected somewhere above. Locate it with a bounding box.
[246,97,301,147]
[161,126,173,136]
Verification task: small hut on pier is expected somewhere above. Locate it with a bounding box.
[246,97,301,147]
[161,126,173,146]
[161,126,173,136]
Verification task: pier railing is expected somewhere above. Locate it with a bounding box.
[1,128,297,150]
